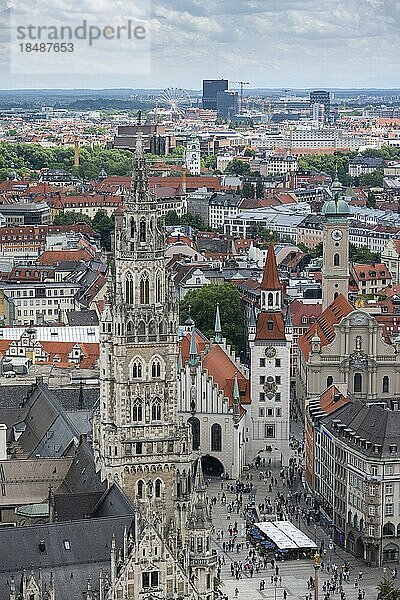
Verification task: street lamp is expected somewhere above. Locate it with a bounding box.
[314,552,320,600]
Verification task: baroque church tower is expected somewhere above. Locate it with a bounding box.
[321,175,350,310]
[93,137,193,539]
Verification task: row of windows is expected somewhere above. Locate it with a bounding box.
[260,358,281,368]
[259,407,281,418]
[132,358,162,380]
[132,397,161,422]
[188,418,222,452]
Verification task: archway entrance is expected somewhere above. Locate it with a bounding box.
[201,455,224,476]
[355,537,364,559]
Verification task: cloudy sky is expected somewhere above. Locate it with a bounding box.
[1,0,400,89]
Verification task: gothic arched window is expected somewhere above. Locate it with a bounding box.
[151,397,161,421]
[148,321,156,341]
[188,417,200,451]
[125,273,134,305]
[137,479,144,499]
[137,321,146,339]
[333,253,340,267]
[383,376,390,393]
[139,219,146,243]
[132,397,143,422]
[151,360,161,379]
[132,360,142,379]
[155,478,162,498]
[268,293,273,307]
[130,218,135,239]
[354,372,362,393]
[155,271,162,303]
[127,321,134,340]
[140,274,149,305]
[211,423,222,452]
[159,321,166,341]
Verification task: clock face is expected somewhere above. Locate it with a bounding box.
[331,229,343,241]
[265,346,276,359]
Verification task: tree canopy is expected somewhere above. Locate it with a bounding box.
[180,283,246,354]
[225,158,251,176]
[53,209,114,251]
[349,243,380,264]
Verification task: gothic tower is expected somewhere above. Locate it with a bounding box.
[187,457,217,599]
[93,137,193,538]
[321,175,350,310]
[248,244,290,466]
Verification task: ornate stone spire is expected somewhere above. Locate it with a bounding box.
[189,325,198,367]
[187,457,212,530]
[214,303,222,343]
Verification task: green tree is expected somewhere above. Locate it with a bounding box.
[53,211,92,226]
[244,148,255,157]
[92,209,115,251]
[349,243,380,263]
[377,578,400,600]
[297,241,323,258]
[241,181,255,199]
[201,154,217,171]
[180,283,246,353]
[359,169,384,187]
[255,178,264,198]
[367,191,377,208]
[225,158,251,176]
[164,210,180,226]
[180,212,210,230]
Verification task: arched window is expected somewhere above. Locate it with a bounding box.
[127,321,134,340]
[132,398,143,422]
[334,292,339,299]
[152,397,161,421]
[211,423,222,452]
[333,253,340,267]
[155,478,162,498]
[354,372,362,393]
[155,273,162,303]
[383,522,396,537]
[137,479,144,499]
[188,417,200,451]
[132,360,142,379]
[159,321,166,341]
[139,219,146,243]
[151,360,161,379]
[125,273,134,305]
[383,376,390,393]
[148,321,156,341]
[137,321,146,339]
[130,218,135,239]
[326,376,333,388]
[268,293,273,307]
[140,274,149,305]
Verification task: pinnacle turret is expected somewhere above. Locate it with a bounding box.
[214,303,222,343]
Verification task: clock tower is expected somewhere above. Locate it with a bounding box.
[321,176,350,310]
[185,136,201,175]
[248,244,290,467]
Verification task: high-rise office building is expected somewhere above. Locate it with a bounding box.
[217,90,239,120]
[202,79,228,111]
[310,90,331,123]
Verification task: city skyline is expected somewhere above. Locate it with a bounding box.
[0,0,399,89]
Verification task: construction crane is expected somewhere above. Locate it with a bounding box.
[231,81,250,115]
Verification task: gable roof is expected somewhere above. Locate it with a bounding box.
[255,312,286,341]
[298,294,353,360]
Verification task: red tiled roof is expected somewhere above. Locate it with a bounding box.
[298,294,353,361]
[36,249,95,266]
[289,300,322,327]
[352,263,391,282]
[255,312,286,341]
[202,344,250,405]
[320,385,351,414]
[260,244,281,291]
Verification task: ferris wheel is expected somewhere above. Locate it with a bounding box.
[157,87,192,115]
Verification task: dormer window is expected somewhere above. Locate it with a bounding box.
[267,320,273,331]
